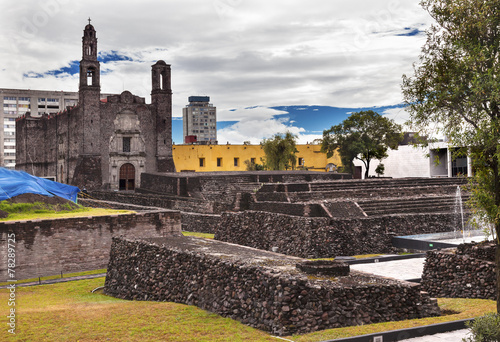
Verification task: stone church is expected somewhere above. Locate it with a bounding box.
[16,22,176,190]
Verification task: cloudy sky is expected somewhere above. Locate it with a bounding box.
[0,0,433,144]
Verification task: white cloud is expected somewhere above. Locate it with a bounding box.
[0,0,435,123]
[217,112,322,145]
[217,106,289,121]
[217,116,303,144]
[380,107,410,126]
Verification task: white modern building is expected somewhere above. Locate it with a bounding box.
[353,137,473,179]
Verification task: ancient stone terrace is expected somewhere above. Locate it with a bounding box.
[357,195,469,216]
[88,174,470,238]
[104,235,440,336]
[215,177,471,257]
[255,177,468,203]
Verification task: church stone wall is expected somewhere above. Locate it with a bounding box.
[15,23,175,189]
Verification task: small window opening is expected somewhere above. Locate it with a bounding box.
[123,137,131,153]
[87,70,93,86]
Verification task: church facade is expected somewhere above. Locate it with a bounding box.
[16,22,176,190]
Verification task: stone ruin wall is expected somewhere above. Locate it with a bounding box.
[421,242,497,300]
[104,237,440,336]
[215,211,461,258]
[0,211,181,279]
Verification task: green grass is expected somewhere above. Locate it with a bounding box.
[182,231,215,239]
[0,277,277,342]
[312,254,383,261]
[0,276,494,341]
[291,298,496,341]
[0,202,134,222]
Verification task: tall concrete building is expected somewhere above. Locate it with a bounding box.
[1,89,112,169]
[182,96,217,144]
[1,89,79,169]
[15,21,175,189]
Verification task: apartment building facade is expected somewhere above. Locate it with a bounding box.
[182,96,217,144]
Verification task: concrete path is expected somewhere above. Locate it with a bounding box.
[0,273,106,289]
[350,257,426,281]
[399,328,469,341]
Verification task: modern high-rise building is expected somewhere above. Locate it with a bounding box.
[0,89,111,169]
[182,96,217,144]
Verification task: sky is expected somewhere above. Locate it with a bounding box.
[0,0,434,144]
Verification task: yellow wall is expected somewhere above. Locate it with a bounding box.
[172,144,341,172]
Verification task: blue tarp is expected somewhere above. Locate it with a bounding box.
[0,168,80,202]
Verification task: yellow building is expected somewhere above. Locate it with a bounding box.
[172,144,341,172]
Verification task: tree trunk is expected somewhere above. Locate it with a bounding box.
[497,242,500,313]
[494,158,500,313]
[364,160,370,179]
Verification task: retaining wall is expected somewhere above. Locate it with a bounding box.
[90,190,214,214]
[104,236,440,336]
[421,243,497,300]
[0,211,181,279]
[215,211,460,258]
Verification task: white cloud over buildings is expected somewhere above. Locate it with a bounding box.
[0,0,434,143]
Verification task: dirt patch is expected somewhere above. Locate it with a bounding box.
[3,193,80,211]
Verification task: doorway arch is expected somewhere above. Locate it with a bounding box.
[119,163,135,190]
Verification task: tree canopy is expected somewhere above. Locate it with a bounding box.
[401,0,500,311]
[261,132,298,170]
[321,110,402,178]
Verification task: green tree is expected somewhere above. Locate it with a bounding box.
[261,132,298,170]
[244,159,264,171]
[321,110,402,179]
[401,0,500,312]
[375,163,385,177]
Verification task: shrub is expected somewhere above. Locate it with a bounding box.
[463,313,500,342]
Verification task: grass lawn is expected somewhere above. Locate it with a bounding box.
[0,277,277,342]
[0,205,134,222]
[0,276,495,342]
[182,231,215,239]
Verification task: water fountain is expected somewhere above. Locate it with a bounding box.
[454,185,467,243]
[393,185,493,250]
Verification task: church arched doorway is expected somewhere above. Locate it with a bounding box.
[119,163,135,191]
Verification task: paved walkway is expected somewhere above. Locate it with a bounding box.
[0,273,106,289]
[399,328,469,341]
[350,257,425,281]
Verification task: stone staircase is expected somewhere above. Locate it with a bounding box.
[357,194,469,216]
[255,177,469,202]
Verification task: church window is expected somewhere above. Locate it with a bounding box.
[123,137,131,152]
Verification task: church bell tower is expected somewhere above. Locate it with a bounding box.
[72,19,103,189]
[79,18,101,155]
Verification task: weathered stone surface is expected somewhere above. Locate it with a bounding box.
[104,236,440,336]
[421,243,497,300]
[0,210,181,279]
[215,211,460,258]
